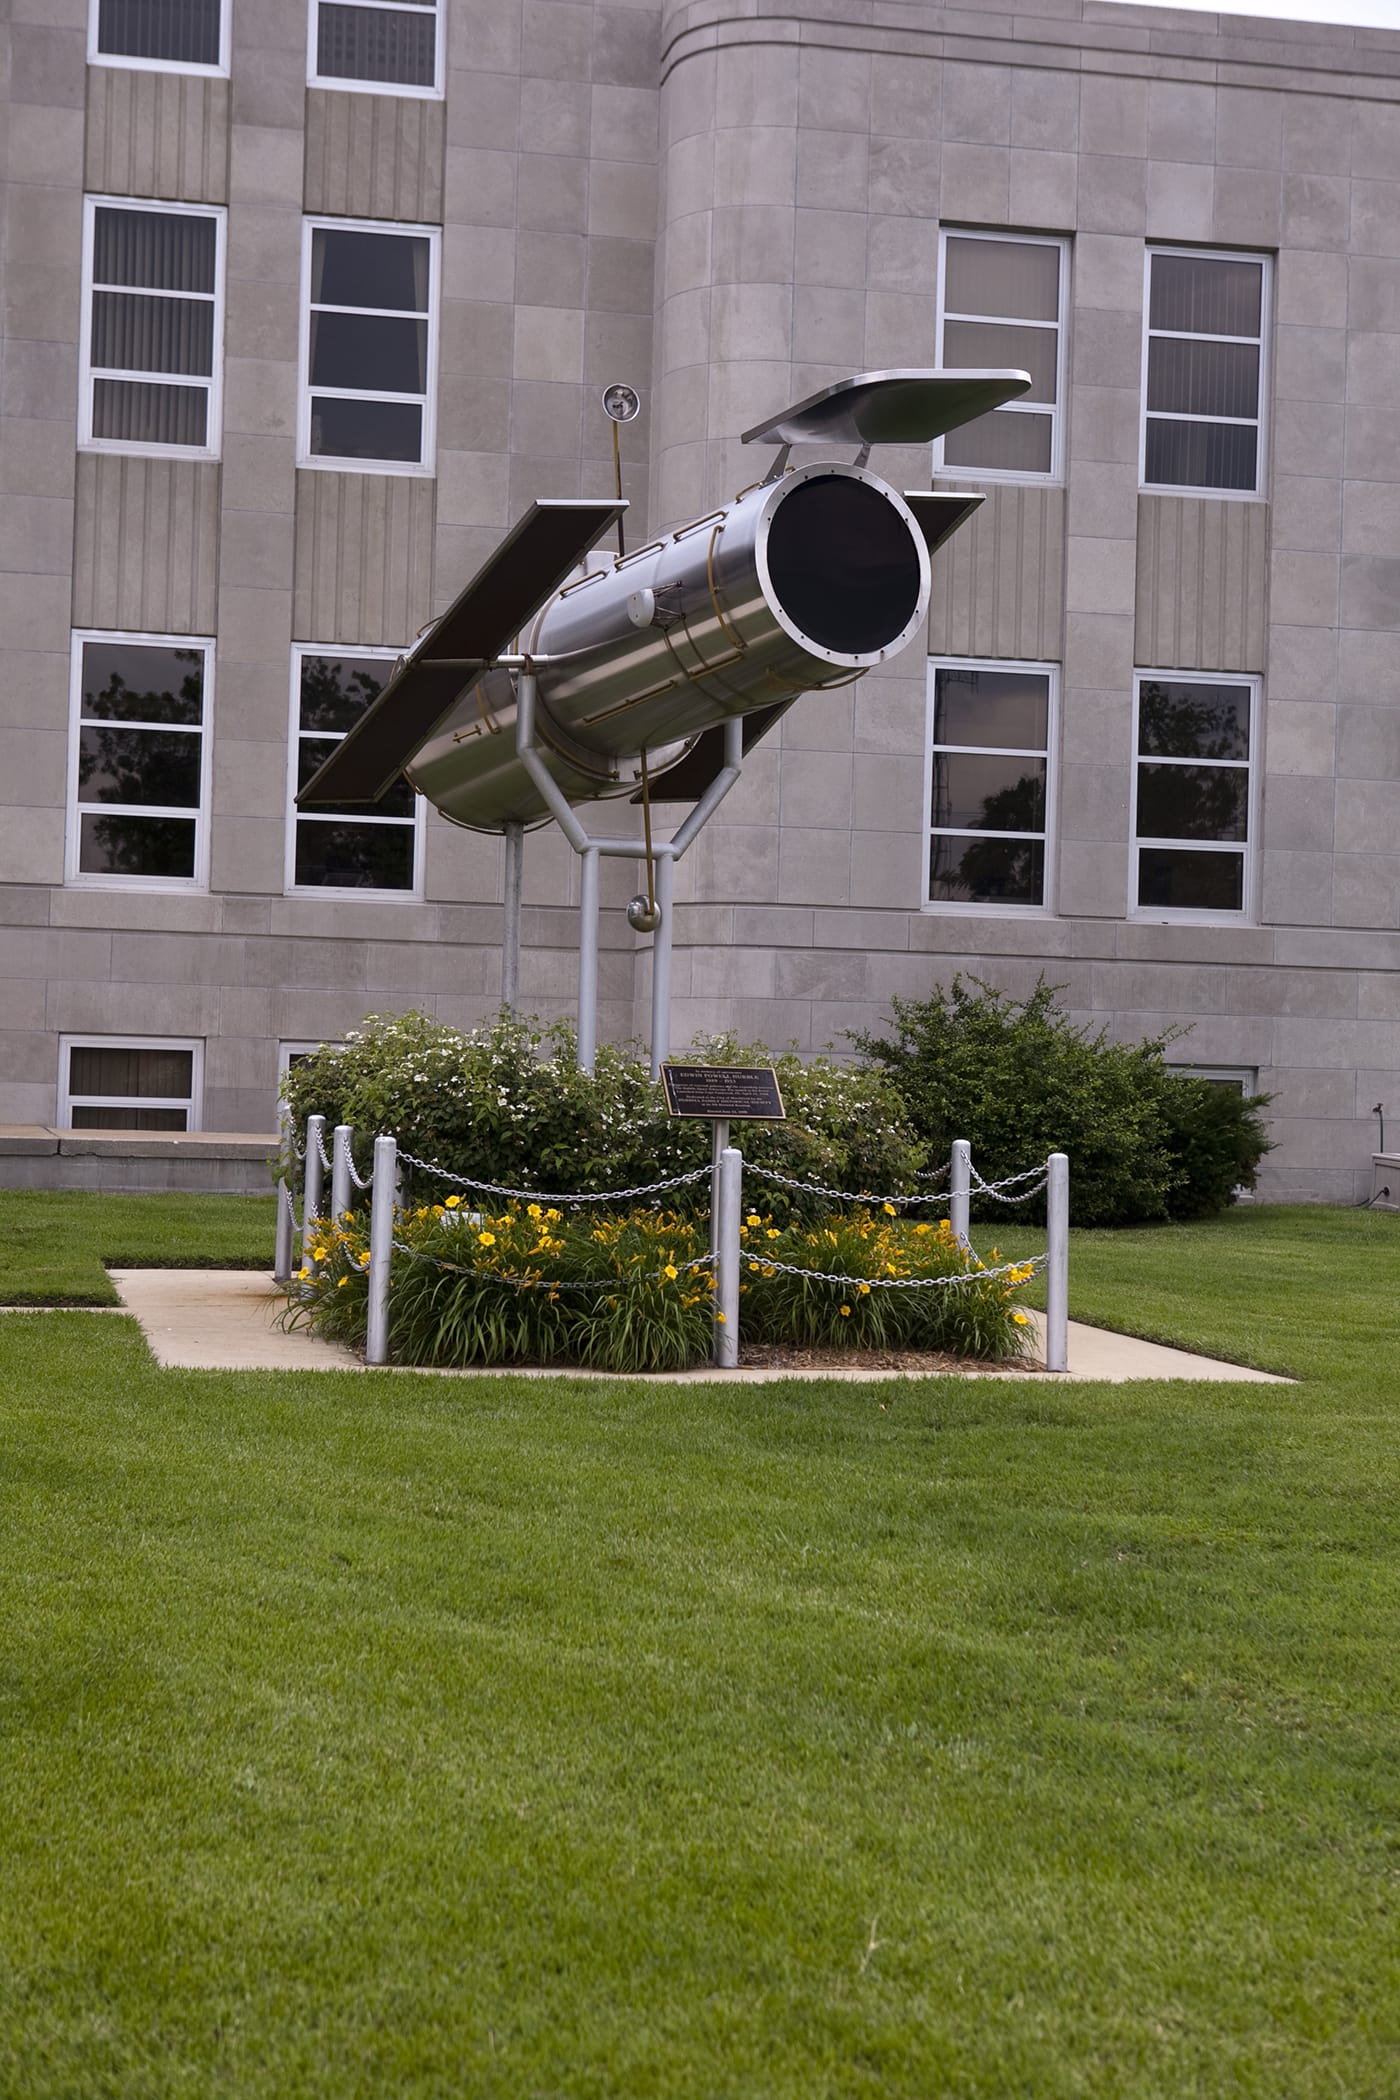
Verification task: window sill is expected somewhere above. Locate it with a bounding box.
[308,76,443,100]
[297,454,434,479]
[67,875,207,893]
[89,53,228,78]
[921,901,1052,919]
[80,440,221,465]
[284,886,423,904]
[1139,484,1266,504]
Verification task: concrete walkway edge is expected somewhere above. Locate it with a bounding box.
[102,1270,1292,1384]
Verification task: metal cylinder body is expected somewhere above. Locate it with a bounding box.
[407,462,932,832]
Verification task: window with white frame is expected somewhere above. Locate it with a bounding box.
[1142,248,1269,495]
[81,198,224,456]
[1131,673,1257,917]
[936,231,1067,481]
[290,649,421,892]
[309,0,441,93]
[68,634,212,886]
[926,660,1054,909]
[300,219,437,470]
[89,0,226,73]
[1168,1065,1258,1096]
[60,1038,202,1131]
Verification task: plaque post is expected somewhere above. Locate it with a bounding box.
[708,1116,729,1266]
[714,1143,742,1369]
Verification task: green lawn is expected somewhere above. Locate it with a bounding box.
[0,1189,277,1303]
[2,1200,1398,2095]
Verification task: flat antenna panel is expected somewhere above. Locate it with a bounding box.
[298,497,626,808]
[741,369,1031,448]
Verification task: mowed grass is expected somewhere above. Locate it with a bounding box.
[1,1201,1398,2095]
[0,1189,277,1303]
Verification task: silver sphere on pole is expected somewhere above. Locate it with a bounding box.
[626,893,662,934]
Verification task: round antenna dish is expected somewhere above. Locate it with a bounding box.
[602,383,641,424]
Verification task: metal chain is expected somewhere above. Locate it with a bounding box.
[912,1162,951,1183]
[388,1239,715,1290]
[279,1179,302,1235]
[346,1157,374,1191]
[743,1163,951,1209]
[740,1250,1049,1292]
[396,1148,713,1206]
[968,1168,1051,1204]
[313,1126,334,1173]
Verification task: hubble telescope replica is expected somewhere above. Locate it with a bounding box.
[299,368,1031,1074]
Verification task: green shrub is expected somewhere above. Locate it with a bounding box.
[284,1198,1034,1372]
[1154,1070,1275,1220]
[850,976,1272,1228]
[279,1011,928,1222]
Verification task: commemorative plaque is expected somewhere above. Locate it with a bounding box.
[661,1063,786,1122]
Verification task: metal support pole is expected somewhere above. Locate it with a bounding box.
[577,844,600,1072]
[708,1116,730,1266]
[714,1143,742,1369]
[274,1106,294,1283]
[1045,1151,1069,1374]
[366,1134,397,1368]
[304,1115,325,1257]
[332,1123,353,1224]
[950,1138,971,1245]
[649,848,674,1080]
[501,819,523,1013]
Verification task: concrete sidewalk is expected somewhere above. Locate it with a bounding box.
[107,1269,1291,1384]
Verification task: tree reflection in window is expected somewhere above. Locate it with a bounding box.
[74,641,205,880]
[928,664,1051,908]
[1132,675,1252,915]
[292,651,417,892]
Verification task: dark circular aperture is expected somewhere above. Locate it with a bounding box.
[764,474,922,655]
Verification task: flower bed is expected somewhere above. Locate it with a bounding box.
[284,1200,1037,1374]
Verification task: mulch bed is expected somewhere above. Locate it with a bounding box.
[737,1342,1044,1374]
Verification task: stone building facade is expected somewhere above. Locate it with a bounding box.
[2,0,1398,1199]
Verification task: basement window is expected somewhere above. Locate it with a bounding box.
[60,1039,202,1131]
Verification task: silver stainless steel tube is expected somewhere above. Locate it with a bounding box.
[715,1144,742,1370]
[577,844,600,1073]
[332,1124,352,1225]
[304,1116,325,1258]
[950,1139,971,1245]
[1045,1152,1069,1374]
[501,820,523,1012]
[365,1134,397,1367]
[408,463,932,834]
[274,1106,294,1282]
[649,849,674,1080]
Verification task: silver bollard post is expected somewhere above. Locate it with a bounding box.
[332,1123,353,1225]
[366,1134,397,1368]
[950,1138,971,1245]
[304,1115,326,1262]
[714,1143,741,1370]
[1045,1151,1069,1374]
[708,1116,730,1267]
[274,1106,294,1283]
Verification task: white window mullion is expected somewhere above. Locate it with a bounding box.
[298,215,438,475]
[287,645,423,898]
[935,228,1069,486]
[1131,671,1258,922]
[307,0,444,98]
[925,657,1057,916]
[80,195,225,461]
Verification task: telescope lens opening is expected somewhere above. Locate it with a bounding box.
[765,474,923,655]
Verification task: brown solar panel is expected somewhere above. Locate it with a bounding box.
[901,491,984,555]
[298,497,625,808]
